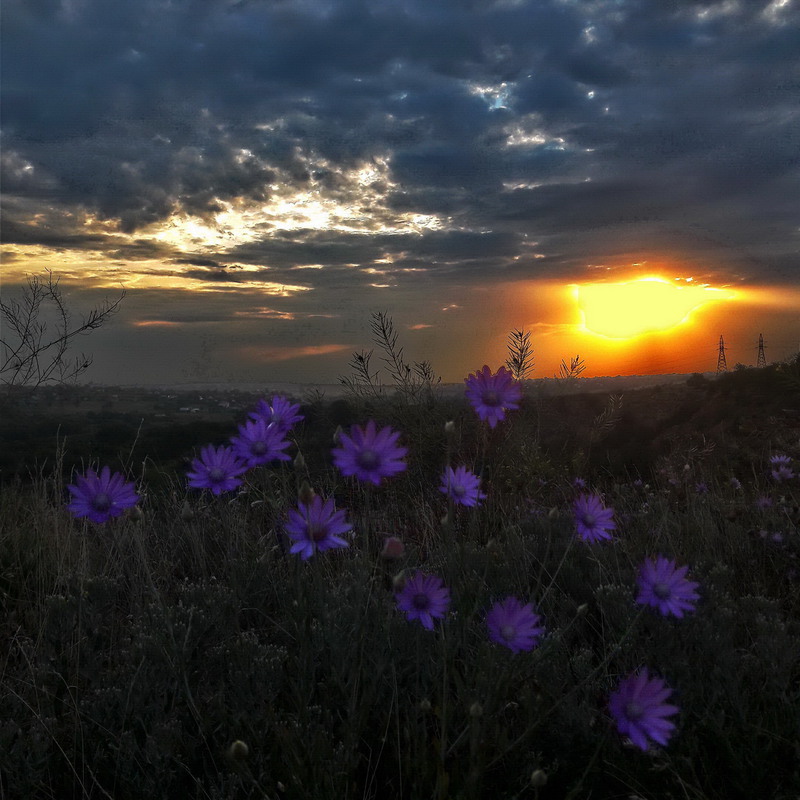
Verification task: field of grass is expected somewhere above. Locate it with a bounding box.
[1,364,798,799]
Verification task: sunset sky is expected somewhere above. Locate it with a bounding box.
[2,0,799,386]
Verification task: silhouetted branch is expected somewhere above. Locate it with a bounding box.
[1,270,125,387]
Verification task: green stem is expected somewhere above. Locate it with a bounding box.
[486,607,645,770]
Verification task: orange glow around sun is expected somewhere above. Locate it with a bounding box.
[573,276,735,339]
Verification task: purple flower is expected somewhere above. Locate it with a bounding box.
[67,466,139,523]
[573,477,588,490]
[332,420,407,486]
[464,365,522,428]
[230,417,292,467]
[486,596,545,653]
[770,455,794,482]
[395,572,450,630]
[635,556,700,618]
[755,495,773,511]
[285,496,352,560]
[439,465,486,507]
[573,493,616,543]
[609,668,679,751]
[187,445,248,495]
[249,395,304,433]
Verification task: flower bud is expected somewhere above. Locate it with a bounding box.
[128,505,144,521]
[469,702,483,719]
[444,420,455,435]
[530,769,547,788]
[298,481,316,505]
[419,699,432,712]
[180,500,195,521]
[392,571,407,593]
[576,603,588,616]
[293,451,306,471]
[547,506,559,519]
[227,740,249,760]
[333,425,343,444]
[380,536,405,560]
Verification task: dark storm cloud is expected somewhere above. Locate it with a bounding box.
[0,216,108,249]
[2,0,799,289]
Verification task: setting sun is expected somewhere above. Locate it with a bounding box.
[573,277,735,339]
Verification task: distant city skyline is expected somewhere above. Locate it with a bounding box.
[2,0,798,385]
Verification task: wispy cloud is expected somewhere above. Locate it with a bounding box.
[236,344,352,364]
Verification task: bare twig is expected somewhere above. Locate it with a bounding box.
[1,270,125,387]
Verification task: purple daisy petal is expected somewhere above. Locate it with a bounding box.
[249,395,304,433]
[285,495,352,560]
[66,465,140,524]
[230,417,292,467]
[187,444,248,495]
[332,419,408,486]
[609,668,679,751]
[395,572,451,630]
[635,555,700,618]
[486,596,545,653]
[439,465,486,507]
[573,493,616,543]
[464,365,522,428]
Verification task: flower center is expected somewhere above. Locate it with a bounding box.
[92,492,111,512]
[308,523,327,543]
[500,624,516,642]
[452,483,466,497]
[357,449,379,470]
[624,701,643,720]
[412,593,430,610]
[653,582,671,600]
[209,467,225,482]
[582,512,596,527]
[251,441,267,455]
[482,390,500,407]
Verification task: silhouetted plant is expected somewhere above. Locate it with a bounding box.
[1,269,125,387]
[340,311,441,406]
[555,354,586,382]
[505,327,535,380]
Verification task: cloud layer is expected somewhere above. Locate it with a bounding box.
[2,0,798,382]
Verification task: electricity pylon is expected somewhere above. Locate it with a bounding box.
[756,333,766,368]
[716,335,728,373]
